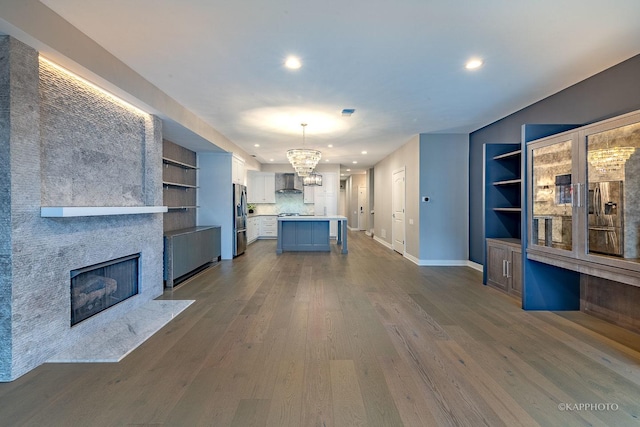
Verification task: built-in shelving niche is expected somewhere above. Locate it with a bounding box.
[483,143,522,287]
[163,140,197,232]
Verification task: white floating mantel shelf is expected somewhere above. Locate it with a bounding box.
[41,206,168,218]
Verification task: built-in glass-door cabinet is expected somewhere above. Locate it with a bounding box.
[527,110,640,285]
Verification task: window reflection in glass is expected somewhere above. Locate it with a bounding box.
[531,140,573,250]
[587,122,640,261]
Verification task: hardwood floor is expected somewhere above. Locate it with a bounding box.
[2,231,640,426]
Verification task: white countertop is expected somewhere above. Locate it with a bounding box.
[277,215,347,221]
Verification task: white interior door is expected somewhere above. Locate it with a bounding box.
[392,168,405,254]
[358,186,367,230]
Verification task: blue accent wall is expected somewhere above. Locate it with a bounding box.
[469,54,640,264]
[419,134,469,262]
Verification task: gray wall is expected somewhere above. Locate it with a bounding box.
[419,134,469,262]
[373,136,421,256]
[373,133,469,264]
[469,53,640,264]
[0,37,164,381]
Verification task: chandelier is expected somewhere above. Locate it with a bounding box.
[588,146,636,173]
[303,172,323,186]
[287,123,321,177]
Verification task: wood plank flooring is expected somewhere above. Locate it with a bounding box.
[2,231,640,426]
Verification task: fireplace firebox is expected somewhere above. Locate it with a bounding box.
[70,254,140,326]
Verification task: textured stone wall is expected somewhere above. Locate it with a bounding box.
[0,37,15,382]
[0,37,42,382]
[39,60,148,207]
[0,37,164,381]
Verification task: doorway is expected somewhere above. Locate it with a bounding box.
[358,186,368,231]
[392,168,405,254]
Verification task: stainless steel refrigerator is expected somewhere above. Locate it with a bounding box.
[233,184,247,257]
[588,180,623,256]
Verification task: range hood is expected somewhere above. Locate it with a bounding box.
[276,173,303,194]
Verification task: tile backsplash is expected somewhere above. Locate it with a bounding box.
[252,192,314,215]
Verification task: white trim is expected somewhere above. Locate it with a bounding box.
[467,261,484,272]
[403,252,420,265]
[404,252,481,268]
[373,235,393,250]
[413,259,472,267]
[372,236,481,270]
[41,206,168,217]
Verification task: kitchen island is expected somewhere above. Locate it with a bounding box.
[276,215,348,254]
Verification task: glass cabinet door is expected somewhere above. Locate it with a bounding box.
[585,120,640,263]
[529,137,575,254]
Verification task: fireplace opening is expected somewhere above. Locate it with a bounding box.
[70,253,140,326]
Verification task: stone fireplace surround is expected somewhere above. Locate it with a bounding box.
[0,37,166,381]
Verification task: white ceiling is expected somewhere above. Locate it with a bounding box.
[36,0,640,175]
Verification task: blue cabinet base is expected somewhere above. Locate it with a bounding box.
[278,220,330,253]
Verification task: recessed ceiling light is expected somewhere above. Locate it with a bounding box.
[465,58,483,70]
[325,159,329,162]
[361,151,367,154]
[269,158,274,162]
[346,169,351,172]
[285,56,301,70]
[328,144,333,148]
[352,161,358,164]
[254,144,260,147]
[341,174,345,176]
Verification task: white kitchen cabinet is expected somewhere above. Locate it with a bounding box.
[303,185,314,203]
[232,154,245,185]
[247,171,276,204]
[247,216,260,243]
[260,215,278,238]
[314,172,338,236]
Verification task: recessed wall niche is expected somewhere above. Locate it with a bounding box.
[162,139,197,232]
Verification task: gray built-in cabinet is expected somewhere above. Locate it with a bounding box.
[162,140,221,287]
[527,110,640,287]
[486,238,522,298]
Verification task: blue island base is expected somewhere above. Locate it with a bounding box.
[278,220,330,253]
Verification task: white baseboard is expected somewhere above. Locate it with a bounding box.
[466,261,484,272]
[373,235,393,250]
[404,254,470,267]
[371,235,484,271]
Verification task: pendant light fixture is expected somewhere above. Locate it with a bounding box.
[287,123,321,177]
[303,172,323,186]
